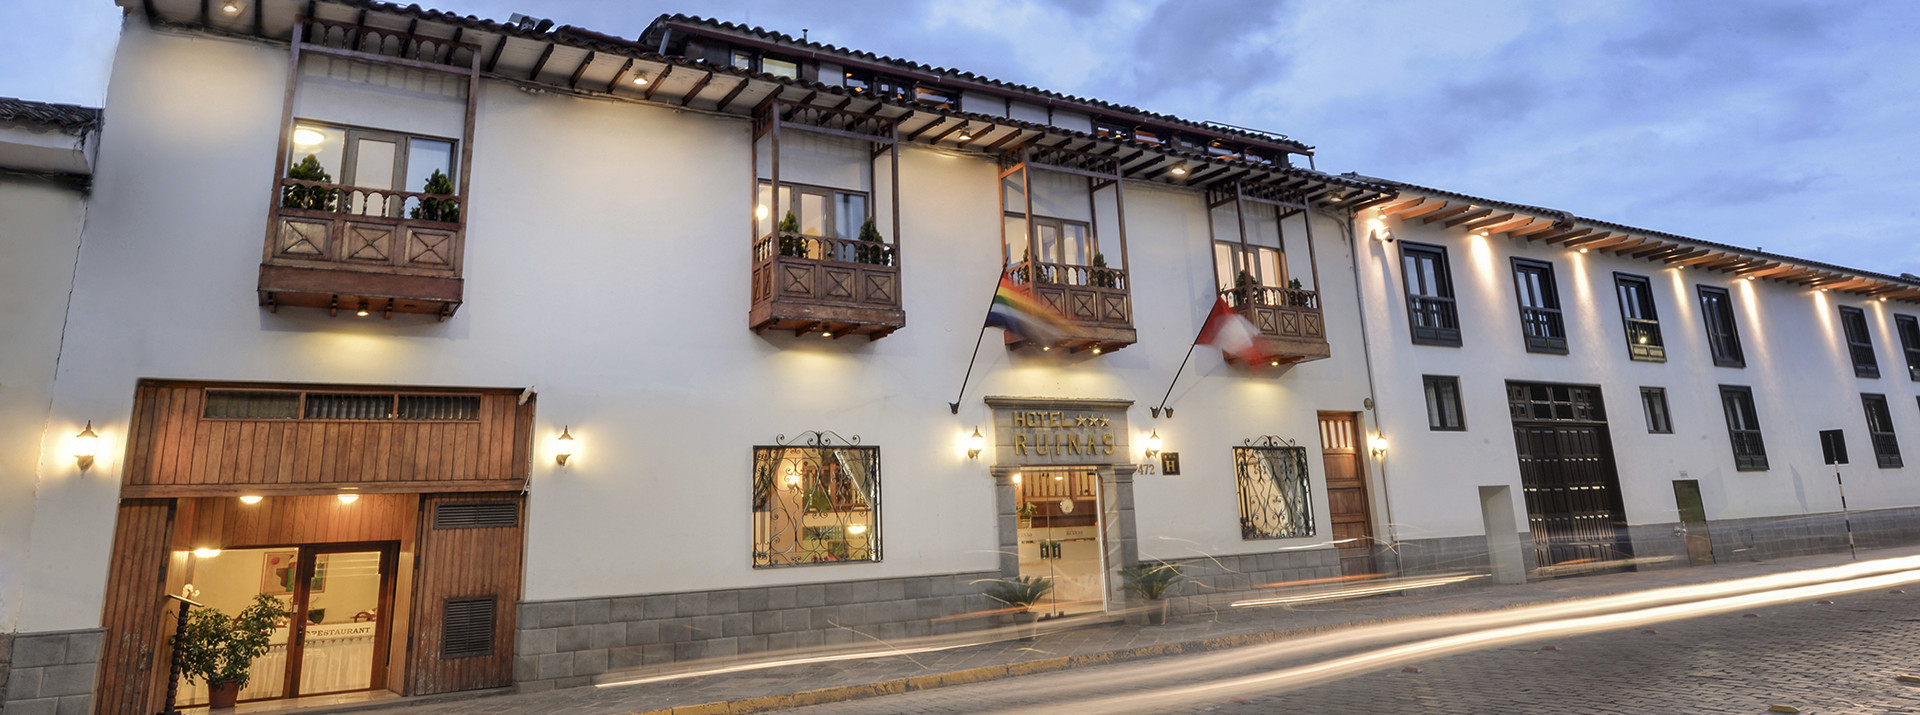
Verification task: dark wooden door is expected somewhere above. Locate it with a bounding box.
[1319,412,1377,576]
[407,493,525,695]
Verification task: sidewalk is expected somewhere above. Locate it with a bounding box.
[347,546,1920,715]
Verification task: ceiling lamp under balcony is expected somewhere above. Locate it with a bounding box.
[222,0,240,14]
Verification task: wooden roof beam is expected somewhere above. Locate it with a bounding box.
[926,120,968,144]
[1477,216,1535,235]
[1505,221,1558,240]
[1654,247,1712,264]
[905,118,949,142]
[1420,204,1475,224]
[527,42,555,81]
[1539,228,1594,245]
[641,64,674,101]
[713,77,751,112]
[604,57,635,94]
[1441,207,1497,229]
[1560,232,1618,249]
[1669,250,1728,267]
[1394,202,1450,221]
[1628,243,1686,260]
[678,70,714,107]
[1592,237,1650,254]
[1374,197,1427,215]
[566,51,594,90]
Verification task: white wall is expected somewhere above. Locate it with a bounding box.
[17,21,1375,631]
[0,174,88,632]
[1354,206,1920,545]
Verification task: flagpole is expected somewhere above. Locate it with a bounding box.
[949,269,1009,414]
[1151,302,1221,419]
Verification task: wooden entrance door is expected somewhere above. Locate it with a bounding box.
[1507,382,1632,574]
[1318,412,1377,576]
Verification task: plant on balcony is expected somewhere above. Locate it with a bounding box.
[409,168,460,223]
[777,210,806,258]
[855,217,889,266]
[174,593,292,708]
[1287,277,1311,307]
[1232,270,1258,308]
[282,154,337,211]
[1091,253,1116,288]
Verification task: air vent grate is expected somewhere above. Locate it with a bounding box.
[434,501,519,529]
[203,391,301,419]
[397,395,481,421]
[305,393,395,420]
[441,597,496,658]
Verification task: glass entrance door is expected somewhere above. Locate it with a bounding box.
[290,548,391,696]
[1016,467,1106,617]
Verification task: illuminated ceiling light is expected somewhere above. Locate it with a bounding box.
[1041,345,1051,351]
[239,495,263,504]
[74,421,99,470]
[957,126,973,141]
[292,127,326,146]
[848,524,868,534]
[1170,165,1189,176]
[1578,247,1588,254]
[555,426,575,465]
[1270,360,1280,367]
[822,331,832,338]
[194,548,222,558]
[632,73,650,86]
[1091,346,1102,355]
[967,427,985,459]
[1053,473,1065,481]
[356,299,370,317]
[336,493,359,504]
[222,0,240,14]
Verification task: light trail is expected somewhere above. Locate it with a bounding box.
[1026,562,1920,714]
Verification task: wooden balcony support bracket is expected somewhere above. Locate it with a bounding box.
[566,50,595,90]
[642,64,675,101]
[679,70,714,107]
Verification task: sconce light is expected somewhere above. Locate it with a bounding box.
[1144,430,1162,459]
[193,548,222,558]
[1369,435,1390,457]
[967,427,985,459]
[239,495,263,505]
[336,493,359,504]
[555,426,575,465]
[74,421,99,470]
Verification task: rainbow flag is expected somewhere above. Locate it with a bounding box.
[985,273,1076,346]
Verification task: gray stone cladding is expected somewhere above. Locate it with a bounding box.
[1154,548,1342,616]
[513,571,999,692]
[1,628,103,715]
[1705,506,1920,562]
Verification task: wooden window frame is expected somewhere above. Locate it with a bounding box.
[1839,306,1881,379]
[1423,375,1467,431]
[1897,314,1920,382]
[1640,387,1673,434]
[1401,242,1461,347]
[1614,273,1665,362]
[1697,286,1746,368]
[289,119,461,198]
[1511,258,1567,355]
[1718,385,1768,471]
[1862,393,1903,468]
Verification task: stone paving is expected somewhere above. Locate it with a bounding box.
[354,546,1920,715]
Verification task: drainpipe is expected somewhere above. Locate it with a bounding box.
[1332,208,1401,573]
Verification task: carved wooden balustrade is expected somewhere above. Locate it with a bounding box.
[1006,260,1136,352]
[259,178,465,319]
[1221,284,1330,365]
[750,232,905,339]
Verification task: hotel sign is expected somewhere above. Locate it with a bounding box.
[987,397,1132,466]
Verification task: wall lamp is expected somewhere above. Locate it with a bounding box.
[555,426,575,465]
[1144,430,1162,459]
[967,427,985,459]
[1369,434,1390,458]
[74,421,100,470]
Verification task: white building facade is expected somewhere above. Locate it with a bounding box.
[3,1,1919,713]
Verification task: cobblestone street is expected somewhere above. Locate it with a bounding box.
[787,587,1920,714]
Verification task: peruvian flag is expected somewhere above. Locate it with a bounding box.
[1197,297,1265,364]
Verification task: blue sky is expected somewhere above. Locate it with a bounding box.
[4,1,1916,276]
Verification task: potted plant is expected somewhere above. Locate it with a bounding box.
[1016,502,1038,528]
[855,217,888,265]
[777,210,806,258]
[1287,277,1310,307]
[1232,270,1258,308]
[1119,560,1186,625]
[408,168,460,223]
[982,575,1052,641]
[1090,253,1115,288]
[174,593,291,708]
[282,154,337,211]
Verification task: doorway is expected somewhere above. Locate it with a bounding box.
[1506,382,1633,575]
[1672,480,1715,566]
[1318,412,1378,576]
[175,543,396,706]
[1017,467,1106,617]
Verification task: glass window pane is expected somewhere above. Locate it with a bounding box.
[350,139,396,191]
[836,193,868,241]
[1037,223,1059,264]
[1216,243,1236,290]
[762,57,798,79]
[1004,216,1027,266]
[404,139,453,194]
[1258,247,1283,288]
[1002,176,1026,215]
[798,193,826,236]
[289,123,346,181]
[1062,224,1089,266]
[756,183,773,237]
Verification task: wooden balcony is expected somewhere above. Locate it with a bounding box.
[1007,261,1136,353]
[750,233,904,339]
[1223,285,1330,365]
[258,179,464,319]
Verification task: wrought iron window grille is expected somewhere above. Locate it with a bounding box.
[1234,436,1314,541]
[752,431,882,568]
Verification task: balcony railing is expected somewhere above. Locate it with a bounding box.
[1408,295,1460,346]
[1730,430,1769,471]
[1624,318,1665,361]
[1521,306,1568,354]
[750,232,904,339]
[259,178,465,318]
[1006,260,1135,352]
[1221,285,1330,365]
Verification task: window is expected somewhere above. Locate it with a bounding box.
[756,181,878,262]
[1234,443,1313,540]
[1511,258,1566,354]
[1506,383,1606,423]
[1615,274,1665,362]
[287,121,456,218]
[1718,386,1768,471]
[1640,387,1672,434]
[1897,315,1920,381]
[1839,306,1880,379]
[1423,376,1466,431]
[752,444,881,566]
[730,49,798,79]
[1401,243,1460,346]
[1697,286,1745,368]
[1863,394,1903,468]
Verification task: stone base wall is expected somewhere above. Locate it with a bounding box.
[1155,548,1342,615]
[513,571,999,692]
[1706,506,1920,562]
[1,628,102,715]
[1390,533,1540,577]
